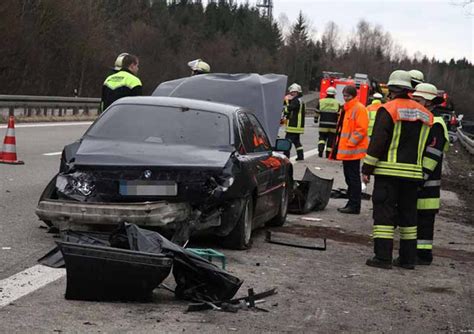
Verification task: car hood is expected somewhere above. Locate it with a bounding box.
[73,138,234,168]
[152,73,287,144]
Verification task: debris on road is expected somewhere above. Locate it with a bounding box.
[301,217,322,222]
[265,231,327,251]
[288,168,333,214]
[41,223,242,303]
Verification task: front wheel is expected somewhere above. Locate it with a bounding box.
[222,197,253,250]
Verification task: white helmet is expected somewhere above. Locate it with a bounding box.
[326,87,337,95]
[387,70,412,90]
[409,69,424,85]
[114,53,129,70]
[288,83,302,93]
[373,93,383,99]
[188,59,210,73]
[412,83,438,101]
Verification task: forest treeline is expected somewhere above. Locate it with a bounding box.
[0,0,472,118]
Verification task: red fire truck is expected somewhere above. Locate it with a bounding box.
[319,71,370,105]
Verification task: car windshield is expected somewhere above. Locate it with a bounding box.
[86,104,231,147]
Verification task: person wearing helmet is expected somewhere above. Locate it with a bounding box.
[411,83,449,265]
[315,86,340,158]
[100,53,142,114]
[409,69,424,88]
[366,92,383,137]
[362,70,434,270]
[188,59,211,76]
[283,83,305,160]
[330,85,369,214]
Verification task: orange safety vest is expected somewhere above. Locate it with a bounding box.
[334,98,369,160]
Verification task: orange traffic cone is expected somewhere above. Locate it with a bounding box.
[0,116,24,165]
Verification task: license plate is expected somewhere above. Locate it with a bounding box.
[119,181,177,196]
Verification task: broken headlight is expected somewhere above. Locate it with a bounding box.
[56,172,96,200]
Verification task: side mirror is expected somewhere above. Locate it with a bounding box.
[274,138,291,152]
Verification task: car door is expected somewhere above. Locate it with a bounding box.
[236,112,277,225]
[246,113,286,219]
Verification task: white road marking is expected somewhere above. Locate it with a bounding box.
[290,148,320,162]
[0,121,92,129]
[0,264,65,308]
[43,152,62,156]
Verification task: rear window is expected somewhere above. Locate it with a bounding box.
[86,104,231,147]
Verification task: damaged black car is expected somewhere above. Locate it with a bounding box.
[36,94,293,249]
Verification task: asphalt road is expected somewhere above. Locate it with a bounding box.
[0,122,91,279]
[0,119,320,280]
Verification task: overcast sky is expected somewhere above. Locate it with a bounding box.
[233,0,473,62]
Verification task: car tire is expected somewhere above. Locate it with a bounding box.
[266,174,290,227]
[222,197,253,250]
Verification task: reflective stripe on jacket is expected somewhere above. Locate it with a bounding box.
[101,70,142,112]
[286,97,305,134]
[417,116,449,211]
[332,97,369,160]
[318,98,340,133]
[367,100,382,137]
[362,98,434,180]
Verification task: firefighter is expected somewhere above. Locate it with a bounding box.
[367,92,383,137]
[409,69,424,88]
[331,85,369,214]
[315,86,340,158]
[411,83,449,265]
[188,59,211,75]
[362,70,434,269]
[283,83,305,160]
[100,53,142,114]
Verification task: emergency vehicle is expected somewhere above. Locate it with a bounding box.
[319,71,370,105]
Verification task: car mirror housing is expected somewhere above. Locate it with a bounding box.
[274,138,291,152]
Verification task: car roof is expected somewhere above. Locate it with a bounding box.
[113,96,242,116]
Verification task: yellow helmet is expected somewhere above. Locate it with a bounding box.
[412,83,438,101]
[387,70,412,89]
[288,83,302,93]
[188,59,211,73]
[326,87,337,95]
[114,53,129,70]
[409,69,424,85]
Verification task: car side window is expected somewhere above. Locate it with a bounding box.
[236,112,255,154]
[246,113,271,152]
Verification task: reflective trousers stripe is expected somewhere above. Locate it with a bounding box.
[373,225,394,239]
[417,198,440,210]
[423,180,441,187]
[417,240,433,250]
[400,226,417,240]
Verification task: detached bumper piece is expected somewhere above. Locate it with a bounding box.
[265,231,327,251]
[57,241,172,302]
[288,168,333,214]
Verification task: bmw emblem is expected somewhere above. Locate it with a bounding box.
[143,170,153,179]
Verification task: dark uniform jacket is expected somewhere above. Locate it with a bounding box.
[285,94,305,134]
[100,69,142,113]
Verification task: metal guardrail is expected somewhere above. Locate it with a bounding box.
[0,95,100,118]
[457,128,474,155]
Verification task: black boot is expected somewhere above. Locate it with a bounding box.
[296,150,304,161]
[366,257,392,269]
[393,257,415,270]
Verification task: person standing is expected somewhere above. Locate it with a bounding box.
[330,85,369,214]
[100,53,142,114]
[362,70,434,270]
[315,87,340,158]
[411,83,449,265]
[367,92,383,137]
[284,83,305,161]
